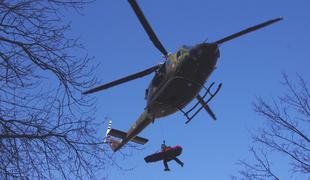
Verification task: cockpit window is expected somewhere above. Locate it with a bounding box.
[158,63,166,73]
[176,50,182,59]
[181,45,192,50]
[152,73,164,86]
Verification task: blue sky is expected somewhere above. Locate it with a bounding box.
[69,0,310,179]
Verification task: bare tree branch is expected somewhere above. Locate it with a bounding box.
[0,0,120,179]
[235,74,310,179]
[236,148,280,180]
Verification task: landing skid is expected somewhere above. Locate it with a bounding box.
[178,82,222,124]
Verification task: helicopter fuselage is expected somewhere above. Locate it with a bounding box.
[146,43,219,119]
[111,43,220,152]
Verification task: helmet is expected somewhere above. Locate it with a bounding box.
[161,143,167,150]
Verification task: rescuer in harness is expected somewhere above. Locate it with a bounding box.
[144,141,184,171]
[161,141,184,171]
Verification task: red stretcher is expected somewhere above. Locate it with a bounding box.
[144,146,183,163]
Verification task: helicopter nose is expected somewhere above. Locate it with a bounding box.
[190,43,219,59]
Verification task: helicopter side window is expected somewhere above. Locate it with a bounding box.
[151,63,166,87]
[182,45,192,50]
[152,71,164,86]
[158,63,166,73]
[145,89,149,99]
[176,50,183,60]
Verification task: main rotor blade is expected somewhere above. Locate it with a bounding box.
[83,65,159,95]
[128,0,168,56]
[215,17,283,45]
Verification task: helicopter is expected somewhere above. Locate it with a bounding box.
[83,0,283,152]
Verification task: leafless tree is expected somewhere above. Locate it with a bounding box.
[232,148,280,180]
[0,0,116,179]
[233,74,310,179]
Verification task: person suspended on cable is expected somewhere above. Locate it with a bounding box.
[161,141,184,171]
[144,140,184,171]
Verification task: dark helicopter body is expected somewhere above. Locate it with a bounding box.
[147,44,219,118]
[111,44,219,151]
[83,0,282,152]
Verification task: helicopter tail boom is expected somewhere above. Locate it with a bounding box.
[107,128,148,145]
[104,120,148,152]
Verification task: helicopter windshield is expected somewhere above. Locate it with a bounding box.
[158,63,166,73]
[152,72,164,87]
[151,63,166,87]
[181,45,192,50]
